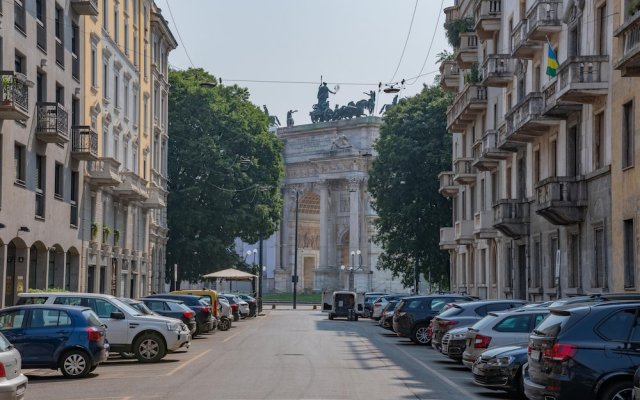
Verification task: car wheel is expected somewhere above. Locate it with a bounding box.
[600,380,633,400]
[134,333,166,363]
[219,318,231,331]
[60,350,91,378]
[411,324,430,345]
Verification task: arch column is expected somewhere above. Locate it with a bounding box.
[318,180,329,268]
[348,177,361,259]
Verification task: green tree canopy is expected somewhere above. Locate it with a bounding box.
[368,85,453,289]
[167,68,284,283]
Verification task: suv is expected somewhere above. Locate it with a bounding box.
[171,289,232,331]
[17,293,191,363]
[0,304,109,378]
[525,301,640,400]
[392,294,476,345]
[432,300,527,352]
[144,294,215,335]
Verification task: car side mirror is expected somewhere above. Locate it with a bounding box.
[110,311,125,320]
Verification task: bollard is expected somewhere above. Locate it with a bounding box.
[272,304,276,309]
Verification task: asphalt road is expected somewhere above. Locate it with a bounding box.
[23,307,511,400]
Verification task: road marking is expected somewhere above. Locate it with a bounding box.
[165,349,211,376]
[222,329,243,343]
[393,345,479,399]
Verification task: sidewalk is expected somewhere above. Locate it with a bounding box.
[261,303,320,311]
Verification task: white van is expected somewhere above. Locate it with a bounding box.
[321,291,364,320]
[17,292,191,362]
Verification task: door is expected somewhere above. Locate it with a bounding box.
[23,308,72,367]
[86,297,129,346]
[598,308,636,371]
[567,125,580,177]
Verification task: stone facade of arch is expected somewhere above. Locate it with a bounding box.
[274,117,406,294]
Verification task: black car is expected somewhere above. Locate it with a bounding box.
[392,294,476,345]
[139,298,198,337]
[144,294,215,335]
[525,301,640,400]
[472,345,528,398]
[633,365,640,400]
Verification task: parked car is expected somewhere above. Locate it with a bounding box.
[548,292,640,308]
[379,300,400,330]
[138,298,198,337]
[392,294,476,345]
[218,295,241,321]
[441,327,471,361]
[633,365,640,400]
[372,294,407,320]
[363,292,387,318]
[0,330,27,398]
[472,345,528,398]
[425,302,462,346]
[17,293,190,363]
[431,300,527,351]
[172,289,231,331]
[237,294,257,317]
[0,304,108,378]
[220,294,250,320]
[461,307,549,368]
[525,301,640,400]
[119,298,154,316]
[144,294,215,335]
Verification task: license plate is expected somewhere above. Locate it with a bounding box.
[16,384,26,396]
[472,365,480,375]
[530,349,541,361]
[442,344,448,353]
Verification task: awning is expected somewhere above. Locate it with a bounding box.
[202,268,257,280]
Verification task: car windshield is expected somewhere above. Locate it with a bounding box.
[438,305,464,318]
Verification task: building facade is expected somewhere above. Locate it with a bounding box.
[0,0,174,307]
[440,0,617,300]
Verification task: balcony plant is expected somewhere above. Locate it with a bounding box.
[1,75,13,105]
[444,17,474,48]
[102,226,112,243]
[91,222,99,241]
[464,63,481,84]
[113,229,121,245]
[627,0,640,17]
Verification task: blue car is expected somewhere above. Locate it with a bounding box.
[0,305,109,378]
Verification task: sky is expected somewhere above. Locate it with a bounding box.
[163,0,454,125]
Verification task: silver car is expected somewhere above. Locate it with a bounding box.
[0,332,27,400]
[462,307,549,368]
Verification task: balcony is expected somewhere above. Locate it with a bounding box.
[439,227,457,250]
[71,0,99,15]
[71,126,98,161]
[474,0,502,40]
[453,157,476,185]
[511,20,539,59]
[444,4,460,25]
[142,184,167,209]
[543,78,581,117]
[438,171,459,198]
[455,33,478,69]
[473,129,510,171]
[615,13,640,76]
[535,176,586,225]
[440,61,460,92]
[481,54,514,87]
[113,171,149,202]
[447,84,487,132]
[555,56,609,103]
[455,219,474,245]
[474,210,498,239]
[525,0,562,42]
[87,158,121,186]
[505,92,558,142]
[0,71,30,120]
[497,122,525,152]
[36,103,69,144]
[493,199,530,238]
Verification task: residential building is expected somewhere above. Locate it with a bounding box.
[81,0,175,298]
[440,0,614,300]
[0,0,91,306]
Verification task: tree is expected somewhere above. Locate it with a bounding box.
[167,68,284,285]
[368,85,453,289]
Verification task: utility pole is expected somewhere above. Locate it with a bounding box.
[293,190,299,309]
[258,233,263,313]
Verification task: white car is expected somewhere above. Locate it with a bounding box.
[462,307,549,368]
[0,331,27,399]
[220,294,250,318]
[371,295,405,320]
[17,293,191,363]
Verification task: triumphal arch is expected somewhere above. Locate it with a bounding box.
[274,116,402,294]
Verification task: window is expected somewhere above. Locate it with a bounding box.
[568,233,580,288]
[114,72,119,108]
[91,47,97,87]
[55,84,64,106]
[86,298,119,319]
[35,155,45,218]
[506,166,512,199]
[36,72,46,103]
[133,31,139,66]
[597,309,635,341]
[71,97,79,125]
[14,1,26,33]
[534,149,540,182]
[550,139,557,176]
[30,309,71,328]
[133,91,138,123]
[54,162,63,199]
[124,20,129,55]
[494,315,532,333]
[70,170,78,226]
[72,23,79,80]
[124,80,129,118]
[624,219,635,288]
[532,239,541,287]
[597,3,607,55]
[143,97,148,132]
[623,101,634,168]
[14,144,25,184]
[103,62,109,99]
[35,0,46,50]
[53,296,82,306]
[55,6,63,39]
[103,0,109,31]
[594,112,605,169]
[114,6,119,43]
[14,52,24,74]
[0,309,26,329]
[593,227,606,288]
[549,236,559,288]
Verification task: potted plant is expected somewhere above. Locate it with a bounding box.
[91,223,99,241]
[113,229,121,245]
[1,75,12,105]
[102,226,112,243]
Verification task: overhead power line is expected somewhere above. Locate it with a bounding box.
[389,0,420,84]
[407,0,445,86]
[165,0,196,68]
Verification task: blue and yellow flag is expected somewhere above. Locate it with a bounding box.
[546,42,559,77]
